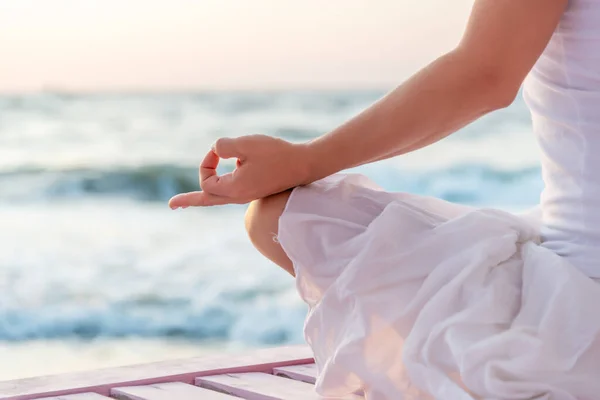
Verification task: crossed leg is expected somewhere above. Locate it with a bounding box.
[244,190,295,277]
[244,187,483,398]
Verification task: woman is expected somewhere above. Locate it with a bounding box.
[170,0,600,398]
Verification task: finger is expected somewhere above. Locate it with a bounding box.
[213,137,244,159]
[200,149,219,184]
[199,164,246,198]
[169,191,204,208]
[168,191,233,208]
[200,192,239,206]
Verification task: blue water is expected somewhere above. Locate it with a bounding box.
[0,91,542,346]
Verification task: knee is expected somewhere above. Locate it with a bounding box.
[245,190,295,276]
[244,198,266,244]
[245,190,291,245]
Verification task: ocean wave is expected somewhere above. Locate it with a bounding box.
[0,165,207,203]
[0,163,542,206]
[0,91,539,349]
[0,296,307,344]
[406,164,542,206]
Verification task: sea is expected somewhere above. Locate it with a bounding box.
[0,90,542,380]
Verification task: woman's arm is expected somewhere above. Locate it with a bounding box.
[302,0,568,182]
[169,0,568,208]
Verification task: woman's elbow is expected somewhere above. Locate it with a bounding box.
[478,68,521,110]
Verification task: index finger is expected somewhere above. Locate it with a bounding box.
[200,149,220,185]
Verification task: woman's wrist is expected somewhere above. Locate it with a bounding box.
[296,136,348,186]
[293,139,329,185]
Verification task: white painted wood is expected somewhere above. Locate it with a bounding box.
[197,372,362,400]
[0,345,312,400]
[273,363,318,384]
[38,394,111,399]
[112,382,236,400]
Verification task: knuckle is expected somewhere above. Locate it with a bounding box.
[199,180,210,191]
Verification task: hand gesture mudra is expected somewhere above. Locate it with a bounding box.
[169,135,311,208]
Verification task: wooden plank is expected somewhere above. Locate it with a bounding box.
[197,372,362,400]
[273,363,318,384]
[111,382,236,400]
[38,394,111,399]
[0,345,313,400]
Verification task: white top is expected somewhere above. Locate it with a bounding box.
[523,0,600,277]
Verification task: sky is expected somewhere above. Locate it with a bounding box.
[0,0,474,92]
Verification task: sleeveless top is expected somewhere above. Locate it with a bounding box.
[523,0,600,278]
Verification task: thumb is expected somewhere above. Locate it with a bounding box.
[212,137,244,159]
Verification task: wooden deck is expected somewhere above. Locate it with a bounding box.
[0,346,360,400]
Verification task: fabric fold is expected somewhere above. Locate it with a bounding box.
[278,173,600,400]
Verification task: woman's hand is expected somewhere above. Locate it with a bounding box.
[168,135,312,207]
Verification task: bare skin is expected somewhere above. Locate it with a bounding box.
[244,190,294,276]
[169,0,568,274]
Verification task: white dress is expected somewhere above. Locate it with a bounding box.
[277,2,600,399]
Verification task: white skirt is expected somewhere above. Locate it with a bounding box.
[277,173,600,400]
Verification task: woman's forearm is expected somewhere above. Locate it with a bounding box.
[301,48,518,182]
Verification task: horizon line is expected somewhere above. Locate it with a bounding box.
[0,84,396,96]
